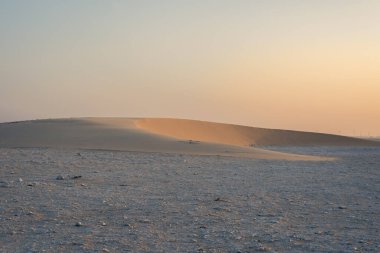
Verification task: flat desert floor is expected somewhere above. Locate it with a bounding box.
[0,147,379,252]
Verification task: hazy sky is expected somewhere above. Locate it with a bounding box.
[1,0,379,136]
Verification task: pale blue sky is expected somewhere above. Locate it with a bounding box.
[1,1,379,135]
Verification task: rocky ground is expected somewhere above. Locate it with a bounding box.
[0,147,379,252]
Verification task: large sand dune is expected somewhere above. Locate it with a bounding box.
[0,118,377,160]
[135,118,377,147]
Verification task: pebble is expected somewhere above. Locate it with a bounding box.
[18,178,23,182]
[75,222,83,227]
[258,245,268,251]
[124,223,133,228]
[0,181,10,188]
[56,175,64,180]
[101,222,107,226]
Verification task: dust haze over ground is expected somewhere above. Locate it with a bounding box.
[0,147,379,252]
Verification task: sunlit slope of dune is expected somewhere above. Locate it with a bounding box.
[135,118,377,147]
[0,118,333,161]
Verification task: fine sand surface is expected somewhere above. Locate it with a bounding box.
[0,147,379,252]
[0,118,377,161]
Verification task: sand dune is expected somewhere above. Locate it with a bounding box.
[135,118,377,147]
[0,118,376,160]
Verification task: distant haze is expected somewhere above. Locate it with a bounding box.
[1,0,379,136]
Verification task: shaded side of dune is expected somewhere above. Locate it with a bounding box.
[0,119,202,151]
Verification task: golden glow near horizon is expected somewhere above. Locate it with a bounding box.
[1,1,379,136]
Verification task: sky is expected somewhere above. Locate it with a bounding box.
[1,0,379,136]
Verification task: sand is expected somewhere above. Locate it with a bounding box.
[0,118,377,161]
[134,118,377,147]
